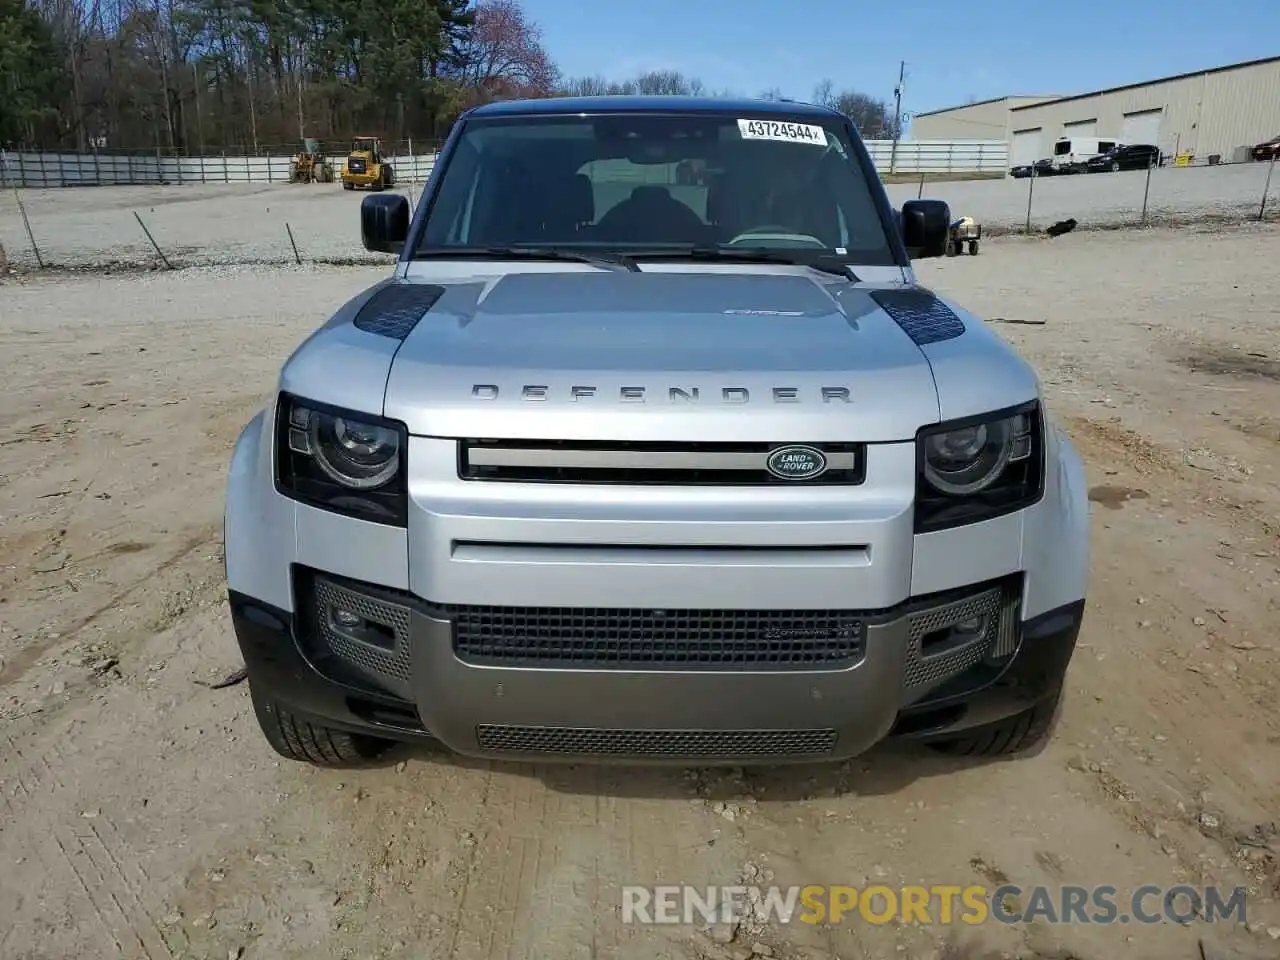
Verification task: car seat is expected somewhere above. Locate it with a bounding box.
[594,184,708,244]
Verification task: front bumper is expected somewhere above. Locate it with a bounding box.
[229,568,1083,765]
[225,400,1090,765]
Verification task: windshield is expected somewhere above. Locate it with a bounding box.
[1054,141,1071,155]
[416,110,897,266]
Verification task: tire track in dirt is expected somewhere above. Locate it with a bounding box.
[0,524,221,691]
[2,728,189,959]
[1069,414,1280,544]
[1051,413,1280,936]
[84,816,190,959]
[3,732,130,956]
[425,762,760,960]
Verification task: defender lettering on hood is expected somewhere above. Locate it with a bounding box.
[380,271,944,442]
[470,385,854,403]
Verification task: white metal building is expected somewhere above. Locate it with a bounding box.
[912,56,1280,167]
[909,96,1064,143]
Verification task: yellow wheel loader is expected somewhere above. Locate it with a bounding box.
[289,139,334,183]
[340,136,396,191]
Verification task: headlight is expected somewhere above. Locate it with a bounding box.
[275,393,408,526]
[923,409,1033,495]
[287,406,400,489]
[915,401,1044,533]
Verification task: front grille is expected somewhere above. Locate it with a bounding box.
[448,605,866,669]
[458,439,866,486]
[475,724,838,758]
[347,157,366,173]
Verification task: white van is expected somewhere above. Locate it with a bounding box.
[1051,136,1122,173]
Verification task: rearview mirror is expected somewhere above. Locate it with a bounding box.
[900,199,950,259]
[361,194,410,254]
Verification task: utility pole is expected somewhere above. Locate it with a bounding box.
[889,60,905,174]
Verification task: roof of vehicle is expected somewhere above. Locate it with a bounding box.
[465,95,844,120]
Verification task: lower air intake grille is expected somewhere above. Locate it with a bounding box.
[448,605,866,670]
[475,725,839,758]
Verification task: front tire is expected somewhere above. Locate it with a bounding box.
[928,685,1062,757]
[250,685,393,767]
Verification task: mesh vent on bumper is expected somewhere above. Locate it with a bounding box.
[474,725,838,758]
[903,586,1006,690]
[448,605,866,669]
[312,576,414,698]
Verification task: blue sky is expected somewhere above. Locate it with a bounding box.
[531,0,1277,132]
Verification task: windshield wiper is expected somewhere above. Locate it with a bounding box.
[412,246,640,272]
[628,247,858,281]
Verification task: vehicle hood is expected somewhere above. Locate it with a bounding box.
[380,270,949,443]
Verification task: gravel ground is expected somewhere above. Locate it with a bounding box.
[1,222,1279,960]
[1,161,1276,271]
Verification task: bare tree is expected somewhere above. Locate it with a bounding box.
[811,77,899,138]
[811,78,833,108]
[457,0,557,102]
[554,69,706,99]
[632,69,704,96]
[559,74,617,97]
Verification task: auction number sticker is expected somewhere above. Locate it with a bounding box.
[737,118,828,146]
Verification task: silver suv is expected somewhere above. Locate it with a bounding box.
[224,96,1089,768]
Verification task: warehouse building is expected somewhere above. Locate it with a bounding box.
[911,55,1280,169]
[910,95,1065,142]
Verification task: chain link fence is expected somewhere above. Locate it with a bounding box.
[885,156,1278,237]
[1,145,1276,273]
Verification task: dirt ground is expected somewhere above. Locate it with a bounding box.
[1,222,1278,960]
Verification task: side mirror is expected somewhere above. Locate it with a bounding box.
[361,193,410,254]
[900,198,951,259]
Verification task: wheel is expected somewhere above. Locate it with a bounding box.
[968,240,979,255]
[927,686,1062,757]
[343,181,354,191]
[249,685,393,767]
